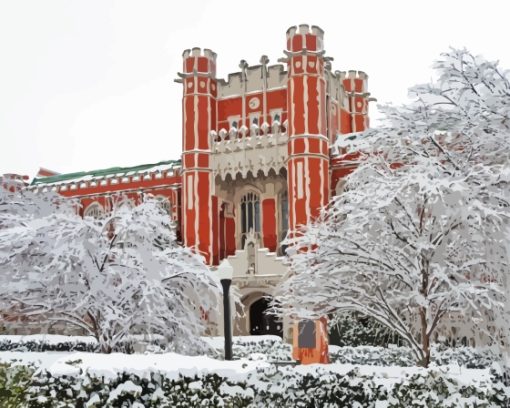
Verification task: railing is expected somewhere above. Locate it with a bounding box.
[211,121,287,154]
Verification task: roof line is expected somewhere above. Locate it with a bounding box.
[31,159,181,186]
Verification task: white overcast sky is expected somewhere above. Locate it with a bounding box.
[1,0,509,177]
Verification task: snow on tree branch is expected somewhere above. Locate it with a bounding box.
[276,48,510,367]
[0,190,221,354]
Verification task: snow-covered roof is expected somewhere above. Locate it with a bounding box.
[31,159,182,187]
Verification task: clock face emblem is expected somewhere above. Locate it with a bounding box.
[249,97,260,109]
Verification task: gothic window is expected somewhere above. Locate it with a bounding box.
[116,197,134,209]
[84,202,104,219]
[240,192,260,248]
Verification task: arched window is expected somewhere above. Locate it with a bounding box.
[335,179,347,196]
[116,198,134,209]
[240,192,260,248]
[84,202,104,219]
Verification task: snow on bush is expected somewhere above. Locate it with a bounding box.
[204,335,293,362]
[0,191,221,355]
[206,335,499,368]
[0,335,98,353]
[0,356,507,407]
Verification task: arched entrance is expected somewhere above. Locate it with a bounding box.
[249,297,283,337]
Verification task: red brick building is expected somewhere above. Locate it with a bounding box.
[29,25,372,338]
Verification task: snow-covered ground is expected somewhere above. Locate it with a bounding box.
[0,333,496,392]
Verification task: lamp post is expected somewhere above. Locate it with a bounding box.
[217,259,234,360]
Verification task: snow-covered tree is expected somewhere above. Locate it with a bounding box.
[0,189,220,354]
[276,49,510,367]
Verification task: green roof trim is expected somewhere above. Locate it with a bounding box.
[31,159,181,186]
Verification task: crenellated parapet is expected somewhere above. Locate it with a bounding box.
[181,47,217,76]
[286,24,324,53]
[325,70,371,110]
[341,70,369,94]
[217,64,287,98]
[174,24,372,266]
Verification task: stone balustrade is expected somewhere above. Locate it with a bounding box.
[211,122,288,180]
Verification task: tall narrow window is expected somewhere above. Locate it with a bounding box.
[240,192,260,248]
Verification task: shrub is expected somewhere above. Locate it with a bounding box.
[0,338,98,353]
[1,359,508,407]
[388,369,507,408]
[0,362,34,408]
[329,311,405,347]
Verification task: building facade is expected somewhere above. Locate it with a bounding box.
[29,25,372,339]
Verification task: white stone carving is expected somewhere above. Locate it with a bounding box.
[226,230,287,281]
[211,122,288,181]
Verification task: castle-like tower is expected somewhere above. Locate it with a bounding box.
[30,25,372,339]
[176,24,370,268]
[285,25,329,232]
[178,48,219,265]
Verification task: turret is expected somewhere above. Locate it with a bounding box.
[342,70,370,132]
[177,48,219,264]
[285,25,331,365]
[285,24,330,230]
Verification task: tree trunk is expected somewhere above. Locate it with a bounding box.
[419,307,430,368]
[100,340,112,353]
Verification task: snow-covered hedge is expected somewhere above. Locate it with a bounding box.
[1,360,508,407]
[216,337,499,369]
[329,345,499,369]
[0,335,98,353]
[0,362,34,407]
[205,336,293,362]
